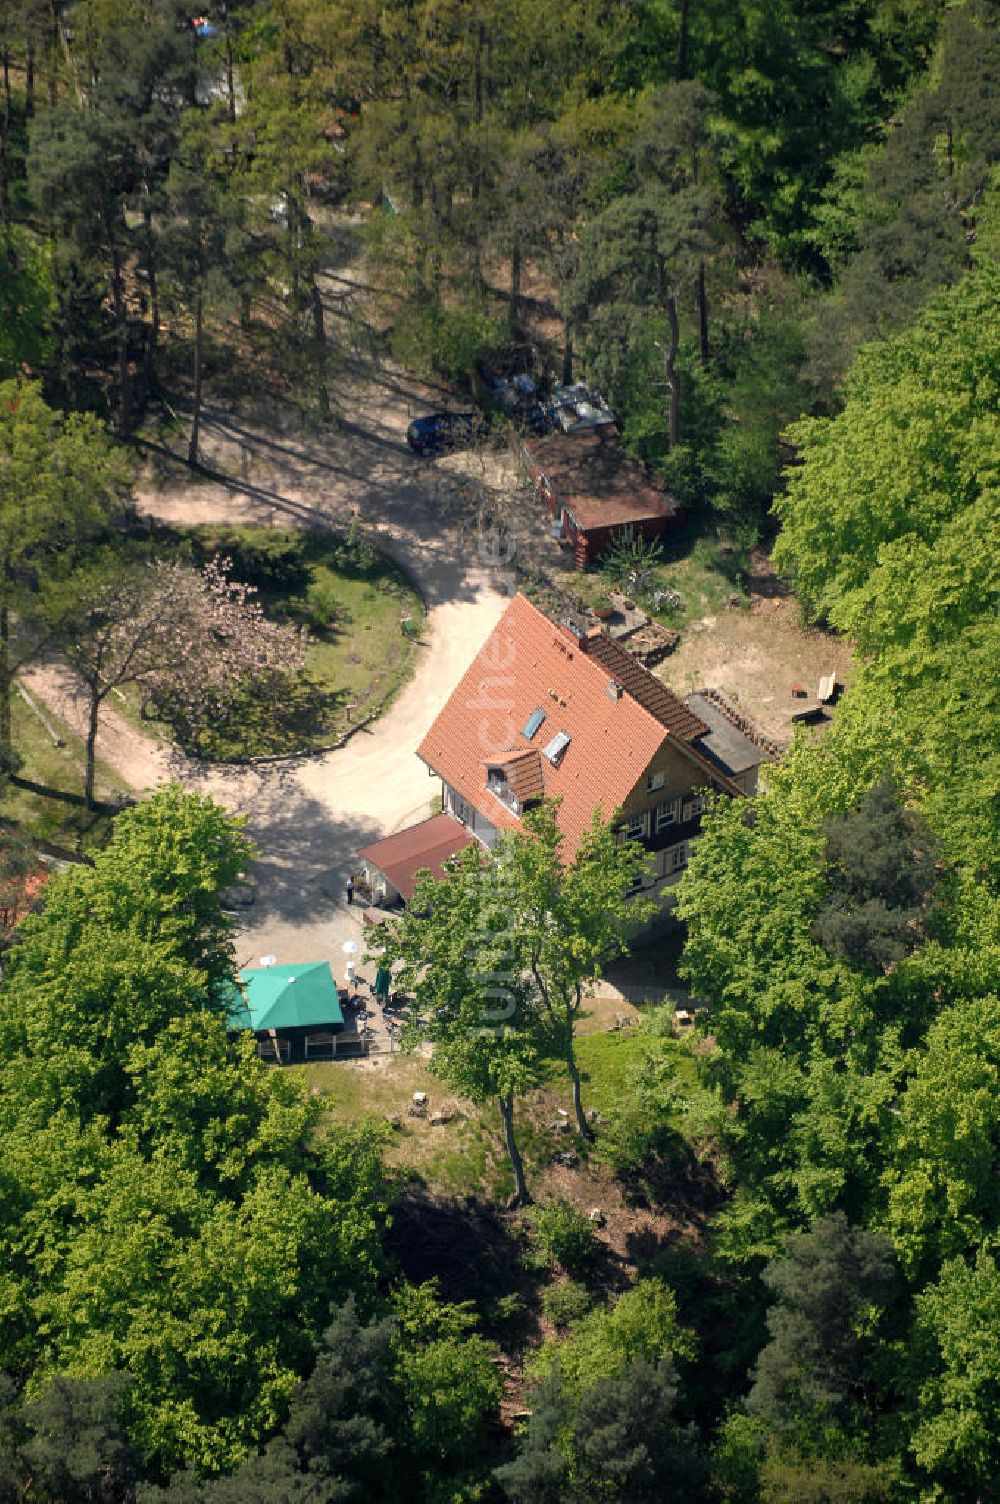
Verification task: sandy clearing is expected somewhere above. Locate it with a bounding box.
[660,594,855,744]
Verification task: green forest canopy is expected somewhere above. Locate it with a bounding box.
[0,3,998,1501]
[1,0,998,526]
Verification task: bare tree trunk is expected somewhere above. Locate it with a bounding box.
[509,243,521,335]
[84,686,100,808]
[109,232,130,434]
[309,277,330,418]
[188,284,203,466]
[142,197,160,396]
[223,0,237,124]
[697,260,709,365]
[677,0,690,80]
[664,292,680,448]
[499,1093,531,1207]
[565,1041,594,1140]
[470,20,485,297]
[0,603,11,753]
[47,1,58,106]
[26,36,34,115]
[0,48,10,235]
[562,328,573,386]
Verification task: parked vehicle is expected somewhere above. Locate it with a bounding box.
[515,401,552,435]
[406,411,478,455]
[479,366,551,436]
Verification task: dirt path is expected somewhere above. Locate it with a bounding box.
[28,361,513,967]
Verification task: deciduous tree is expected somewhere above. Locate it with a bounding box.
[0,378,129,758]
[376,842,550,1207]
[498,802,654,1139]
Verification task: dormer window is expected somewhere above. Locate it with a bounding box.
[486,766,521,815]
[542,730,571,765]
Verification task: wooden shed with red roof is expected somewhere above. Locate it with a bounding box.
[357,812,476,907]
[521,427,683,569]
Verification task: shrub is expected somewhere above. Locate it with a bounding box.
[395,303,504,387]
[529,1200,597,1278]
[491,1292,527,1326]
[191,531,310,594]
[599,525,665,598]
[303,579,344,633]
[532,1279,696,1394]
[332,515,380,573]
[542,1281,593,1329]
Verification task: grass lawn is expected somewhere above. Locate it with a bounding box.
[115,521,426,759]
[296,1053,503,1197]
[297,1001,698,1204]
[5,690,129,855]
[568,522,749,634]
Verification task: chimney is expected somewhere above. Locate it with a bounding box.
[606,680,623,701]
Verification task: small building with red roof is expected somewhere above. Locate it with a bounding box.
[521,427,683,569]
[357,812,476,907]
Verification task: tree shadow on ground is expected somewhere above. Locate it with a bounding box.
[385,1187,527,1319]
[617,1133,723,1244]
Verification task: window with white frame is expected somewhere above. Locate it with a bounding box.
[624,811,648,840]
[627,870,646,894]
[656,798,678,831]
[670,842,689,873]
[681,793,705,822]
[646,770,665,792]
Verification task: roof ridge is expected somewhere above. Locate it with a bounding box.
[512,594,672,743]
[574,625,709,740]
[488,745,543,766]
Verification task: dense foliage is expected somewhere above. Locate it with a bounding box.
[671,246,1000,1500]
[1,0,996,530]
[0,4,998,1500]
[0,788,504,1496]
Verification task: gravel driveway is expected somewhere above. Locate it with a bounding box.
[32,366,511,976]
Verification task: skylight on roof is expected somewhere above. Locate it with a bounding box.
[542,730,571,765]
[522,707,547,740]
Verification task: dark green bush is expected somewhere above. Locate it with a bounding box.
[529,1201,597,1278]
[541,1280,594,1329]
[191,531,311,594]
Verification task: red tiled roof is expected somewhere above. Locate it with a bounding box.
[358,813,476,902]
[523,428,680,531]
[417,594,684,858]
[582,635,710,740]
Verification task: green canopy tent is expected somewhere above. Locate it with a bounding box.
[226,961,345,1063]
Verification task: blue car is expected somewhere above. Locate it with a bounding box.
[406,412,477,455]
